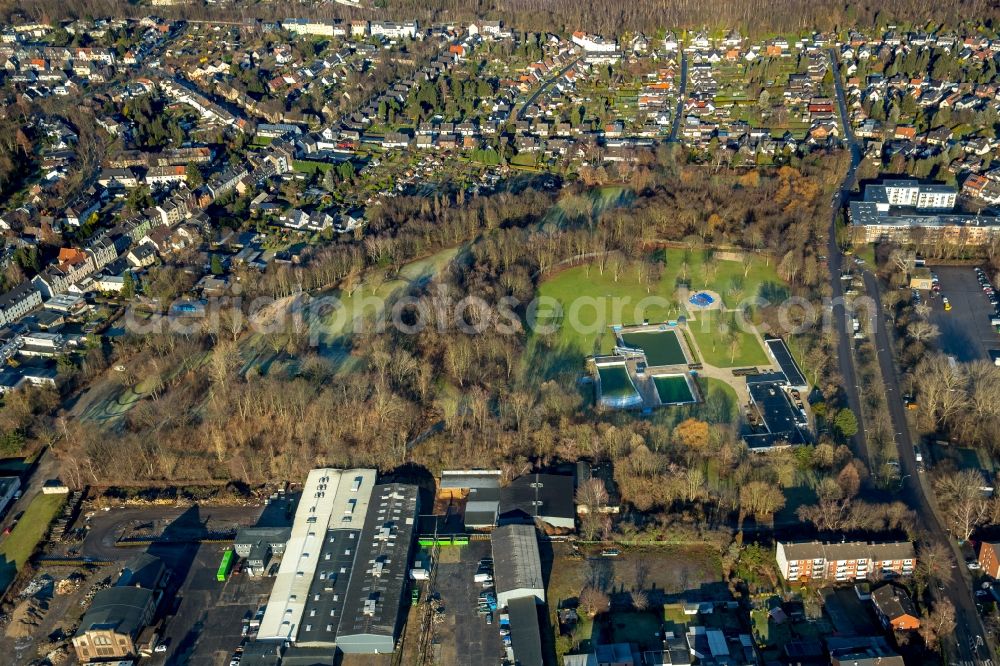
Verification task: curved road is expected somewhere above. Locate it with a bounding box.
[828,48,993,666]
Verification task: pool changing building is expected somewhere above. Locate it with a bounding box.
[256,469,419,655]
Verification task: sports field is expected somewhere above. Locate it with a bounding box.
[653,374,696,404]
[620,329,687,366]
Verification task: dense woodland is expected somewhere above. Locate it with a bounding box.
[8,0,1000,39]
[0,149,900,540]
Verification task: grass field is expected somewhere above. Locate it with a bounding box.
[620,329,687,366]
[292,159,334,174]
[0,493,65,592]
[532,249,785,359]
[687,311,768,367]
[695,377,740,424]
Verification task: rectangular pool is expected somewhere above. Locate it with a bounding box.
[653,374,696,404]
[620,329,687,366]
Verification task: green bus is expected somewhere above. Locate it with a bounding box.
[217,549,235,582]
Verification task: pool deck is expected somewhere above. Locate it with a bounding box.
[595,316,795,413]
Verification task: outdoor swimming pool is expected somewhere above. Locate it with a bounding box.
[653,374,697,405]
[619,329,687,366]
[596,364,642,408]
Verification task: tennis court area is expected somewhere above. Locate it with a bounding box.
[653,374,697,405]
[619,329,687,366]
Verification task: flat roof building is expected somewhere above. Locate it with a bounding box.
[257,468,377,642]
[336,483,419,654]
[744,380,808,450]
[255,470,420,655]
[499,473,575,530]
[763,337,807,390]
[849,180,1000,245]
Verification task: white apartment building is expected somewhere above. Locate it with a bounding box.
[875,179,958,210]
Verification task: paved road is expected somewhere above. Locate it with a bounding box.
[825,47,869,466]
[668,50,687,142]
[516,56,581,122]
[864,270,993,665]
[828,47,994,666]
[78,505,261,561]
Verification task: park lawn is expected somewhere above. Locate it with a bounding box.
[312,245,461,344]
[672,250,785,309]
[694,377,740,424]
[0,493,66,591]
[534,262,678,357]
[532,249,786,359]
[687,311,768,368]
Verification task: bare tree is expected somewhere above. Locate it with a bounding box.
[578,586,610,618]
[918,599,956,650]
[935,470,990,542]
[916,540,954,589]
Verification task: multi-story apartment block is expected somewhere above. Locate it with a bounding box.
[874,179,957,209]
[776,540,916,582]
[0,282,42,326]
[849,180,999,244]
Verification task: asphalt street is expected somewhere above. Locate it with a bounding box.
[668,50,687,142]
[828,47,994,665]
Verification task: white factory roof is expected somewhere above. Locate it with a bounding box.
[257,468,377,641]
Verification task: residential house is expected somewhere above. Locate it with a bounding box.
[871,584,920,631]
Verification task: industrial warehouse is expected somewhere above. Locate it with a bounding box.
[254,468,419,656]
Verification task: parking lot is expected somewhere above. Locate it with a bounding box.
[928,265,1000,361]
[430,540,505,666]
[153,541,272,666]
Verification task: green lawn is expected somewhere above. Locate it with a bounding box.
[292,159,334,174]
[695,377,740,424]
[0,492,66,592]
[602,611,664,650]
[687,311,768,367]
[532,249,785,359]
